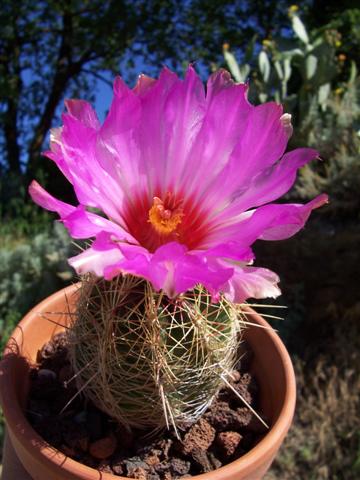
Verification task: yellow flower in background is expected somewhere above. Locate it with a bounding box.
[262,39,272,48]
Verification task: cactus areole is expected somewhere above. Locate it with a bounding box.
[29,67,326,431]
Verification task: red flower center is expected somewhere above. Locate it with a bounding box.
[123,190,211,252]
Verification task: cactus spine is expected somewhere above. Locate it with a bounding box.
[68,274,245,433]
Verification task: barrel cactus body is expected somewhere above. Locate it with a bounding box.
[68,275,245,433]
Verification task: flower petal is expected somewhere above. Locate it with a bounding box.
[69,245,124,277]
[97,241,234,298]
[222,265,281,303]
[188,94,289,211]
[65,99,101,129]
[148,243,233,297]
[213,147,319,220]
[181,71,251,199]
[29,180,75,217]
[259,194,328,240]
[204,194,328,247]
[29,181,136,242]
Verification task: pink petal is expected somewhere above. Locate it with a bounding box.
[29,181,136,242]
[259,194,329,240]
[98,76,142,192]
[195,243,254,262]
[181,71,251,199]
[280,113,293,139]
[51,111,127,224]
[69,245,124,277]
[214,147,319,220]
[102,241,234,298]
[29,180,74,217]
[63,208,137,242]
[148,243,233,297]
[162,66,206,190]
[131,67,188,194]
[133,74,156,95]
[204,194,328,247]
[222,265,281,303]
[196,102,291,211]
[206,68,240,97]
[65,99,101,129]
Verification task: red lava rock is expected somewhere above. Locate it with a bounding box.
[208,451,222,469]
[145,452,160,467]
[124,457,150,477]
[78,453,98,469]
[191,448,212,472]
[98,459,113,473]
[133,467,148,480]
[126,465,148,479]
[235,407,253,427]
[205,400,253,431]
[170,457,191,475]
[38,332,68,363]
[182,418,215,454]
[28,334,262,477]
[158,438,173,459]
[216,431,242,457]
[111,455,125,475]
[89,434,117,459]
[230,380,252,405]
[78,436,89,452]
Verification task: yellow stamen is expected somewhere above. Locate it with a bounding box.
[148,195,184,235]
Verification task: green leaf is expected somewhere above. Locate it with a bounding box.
[259,50,271,82]
[318,83,330,110]
[306,54,318,80]
[224,50,242,82]
[349,61,358,85]
[274,60,284,80]
[284,58,292,82]
[292,15,309,45]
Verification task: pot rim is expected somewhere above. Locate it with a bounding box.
[0,282,296,480]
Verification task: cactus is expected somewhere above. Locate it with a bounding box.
[68,274,245,434]
[222,7,338,113]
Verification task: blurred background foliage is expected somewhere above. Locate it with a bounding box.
[0,0,359,478]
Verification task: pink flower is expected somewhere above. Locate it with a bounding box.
[29,67,327,302]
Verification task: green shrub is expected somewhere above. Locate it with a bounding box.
[0,223,75,348]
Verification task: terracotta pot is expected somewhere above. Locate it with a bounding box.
[0,283,296,480]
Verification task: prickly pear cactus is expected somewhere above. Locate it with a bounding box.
[68,274,245,433]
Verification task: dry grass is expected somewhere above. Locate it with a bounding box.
[267,303,360,480]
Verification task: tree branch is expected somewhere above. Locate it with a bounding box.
[2,16,22,174]
[26,7,76,175]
